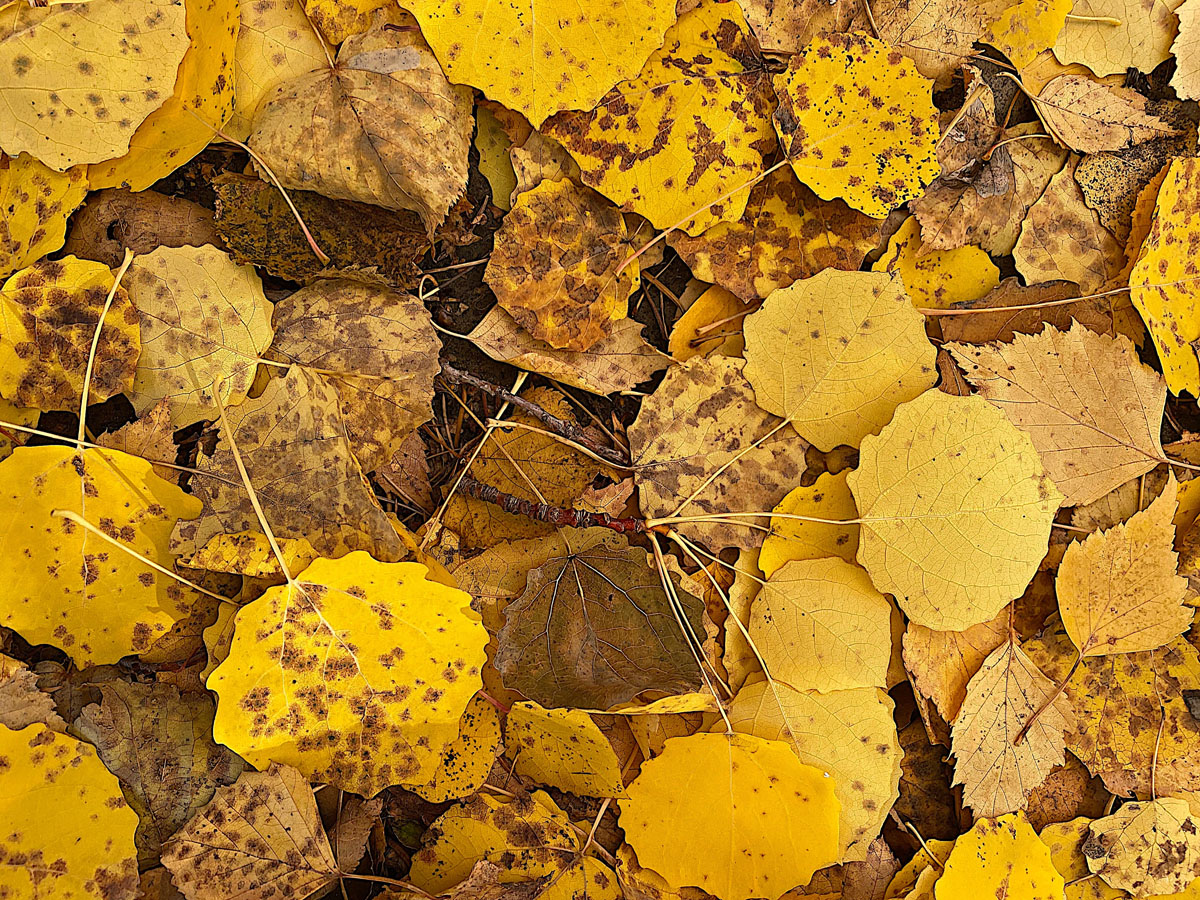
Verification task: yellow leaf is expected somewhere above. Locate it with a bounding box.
[1033,75,1178,155]
[209,554,488,796]
[126,244,273,426]
[724,547,765,693]
[849,390,1063,631]
[0,256,140,411]
[606,692,720,715]
[0,445,200,666]
[505,702,625,797]
[948,323,1167,507]
[1038,817,1128,900]
[934,813,1065,900]
[728,680,901,863]
[902,608,1008,723]
[1085,799,1200,896]
[303,0,387,43]
[88,0,239,190]
[544,0,775,235]
[759,471,859,577]
[750,558,893,692]
[0,155,88,280]
[773,33,940,218]
[1055,0,1183,77]
[885,839,955,900]
[180,531,317,579]
[409,694,502,803]
[743,269,937,449]
[983,0,1073,68]
[0,0,189,169]
[620,732,841,900]
[475,105,518,212]
[669,286,747,362]
[871,216,1000,310]
[950,637,1074,818]
[0,723,139,900]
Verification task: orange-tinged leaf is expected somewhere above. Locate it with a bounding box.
[903,607,1009,723]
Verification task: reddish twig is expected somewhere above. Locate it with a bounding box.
[457,476,655,535]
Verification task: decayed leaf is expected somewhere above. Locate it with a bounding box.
[950,637,1074,818]
[620,732,840,900]
[0,0,188,169]
[247,8,473,232]
[630,356,808,551]
[0,654,66,732]
[0,723,139,900]
[871,216,1000,310]
[738,0,855,51]
[729,680,901,862]
[97,400,179,483]
[406,0,675,128]
[1075,135,1193,246]
[895,722,959,841]
[750,558,893,693]
[759,471,859,577]
[64,188,222,269]
[742,269,936,450]
[544,0,774,236]
[0,256,139,411]
[509,131,580,200]
[1034,76,1178,155]
[0,155,88,280]
[983,0,1073,67]
[409,693,501,803]
[302,0,387,44]
[1055,0,1183,77]
[667,167,882,303]
[505,702,625,797]
[495,528,705,709]
[948,323,1167,507]
[209,554,487,796]
[848,390,1063,631]
[1085,799,1200,897]
[935,813,1065,900]
[902,607,1009,723]
[938,278,1128,345]
[865,0,1002,85]
[486,178,638,352]
[74,680,244,864]
[773,32,940,218]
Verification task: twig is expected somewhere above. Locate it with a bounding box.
[457,476,655,535]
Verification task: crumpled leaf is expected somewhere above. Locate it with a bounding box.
[544,0,774,236]
[1085,799,1200,896]
[1034,75,1179,155]
[209,554,487,796]
[410,694,502,803]
[0,723,139,900]
[743,269,936,449]
[983,0,1073,68]
[247,8,473,233]
[0,654,66,732]
[64,187,222,269]
[773,32,940,218]
[630,356,808,551]
[0,256,139,411]
[759,471,859,577]
[486,178,639,352]
[505,702,625,797]
[935,813,1065,900]
[848,390,1063,631]
[0,155,88,280]
[903,607,1009,724]
[1055,0,1184,77]
[494,528,704,709]
[0,0,189,169]
[872,216,1000,310]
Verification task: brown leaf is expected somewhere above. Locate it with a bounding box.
[894,719,961,841]
[1022,753,1109,831]
[63,188,222,269]
[938,278,1120,345]
[740,0,856,51]
[0,654,66,733]
[330,796,383,874]
[860,0,1005,85]
[97,400,179,484]
[1036,75,1180,154]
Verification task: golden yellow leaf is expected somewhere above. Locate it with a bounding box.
[950,637,1074,818]
[126,244,273,426]
[0,723,139,900]
[303,0,387,44]
[934,813,1065,900]
[902,607,1009,723]
[1086,799,1200,897]
[0,256,139,411]
[1055,0,1183,77]
[849,390,1063,631]
[209,554,488,796]
[606,692,720,715]
[505,702,625,797]
[871,216,1001,310]
[983,0,1073,68]
[743,269,936,450]
[948,323,1167,507]
[723,548,764,693]
[410,693,502,804]
[1034,75,1179,155]
[475,105,517,212]
[750,558,893,692]
[728,680,901,862]
[620,732,841,900]
[885,839,955,900]
[544,0,774,236]
[181,531,317,579]
[668,286,746,362]
[0,155,88,279]
[759,471,859,577]
[1039,817,1128,900]
[0,0,188,169]
[773,32,940,218]
[88,0,238,190]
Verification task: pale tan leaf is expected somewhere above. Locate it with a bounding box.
[1035,75,1179,154]
[902,609,1009,723]
[1085,798,1200,897]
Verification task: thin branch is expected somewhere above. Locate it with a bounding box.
[456,476,654,535]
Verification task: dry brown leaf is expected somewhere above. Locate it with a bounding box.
[0,654,66,732]
[63,189,221,270]
[739,0,856,51]
[937,278,1127,345]
[895,719,961,841]
[97,400,178,484]
[903,608,1009,723]
[1023,754,1109,831]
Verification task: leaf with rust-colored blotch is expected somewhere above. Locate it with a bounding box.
[1085,799,1200,896]
[0,155,88,281]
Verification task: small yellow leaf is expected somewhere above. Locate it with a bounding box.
[759,471,859,577]
[1085,799,1200,896]
[1055,0,1183,78]
[669,286,747,362]
[409,694,502,804]
[475,105,518,212]
[0,155,88,280]
[885,839,955,900]
[871,216,1000,310]
[505,702,625,797]
[983,0,1073,68]
[1038,817,1128,900]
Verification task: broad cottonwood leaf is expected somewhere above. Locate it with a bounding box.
[667,285,746,362]
[1055,0,1183,77]
[1035,76,1179,155]
[0,723,139,900]
[544,0,774,236]
[410,694,501,804]
[171,366,405,563]
[486,178,639,352]
[1057,476,1189,656]
[247,8,473,233]
[406,0,675,128]
[871,216,1000,310]
[1173,0,1200,100]
[864,0,1003,85]
[1038,818,1127,900]
[948,323,1167,507]
[935,813,1064,900]
[629,356,808,551]
[0,256,139,410]
[620,732,840,900]
[0,446,200,666]
[209,554,488,796]
[495,529,704,709]
[667,167,882,303]
[75,680,244,865]
[982,0,1073,68]
[950,638,1074,818]
[749,558,893,693]
[0,155,88,280]
[505,702,625,797]
[902,607,1009,723]
[0,0,188,169]
[1086,799,1200,897]
[728,680,901,863]
[758,471,859,577]
[0,654,66,732]
[848,390,1063,631]
[743,269,937,449]
[773,32,940,218]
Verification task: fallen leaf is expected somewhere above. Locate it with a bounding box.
[96,400,179,483]
[738,0,855,51]
[895,720,961,841]
[0,654,66,732]
[1054,0,1183,77]
[64,188,222,269]
[0,154,88,279]
[1038,817,1128,900]
[509,131,582,200]
[983,0,1073,68]
[1173,0,1200,100]
[302,0,387,44]
[1024,757,1110,833]
[1085,799,1200,897]
[865,0,1003,85]
[937,278,1126,345]
[505,702,625,797]
[668,285,747,362]
[871,216,1001,310]
[475,105,518,212]
[759,470,860,577]
[903,607,1009,723]
[409,693,502,803]
[885,839,954,900]
[1034,75,1179,154]
[934,813,1065,900]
